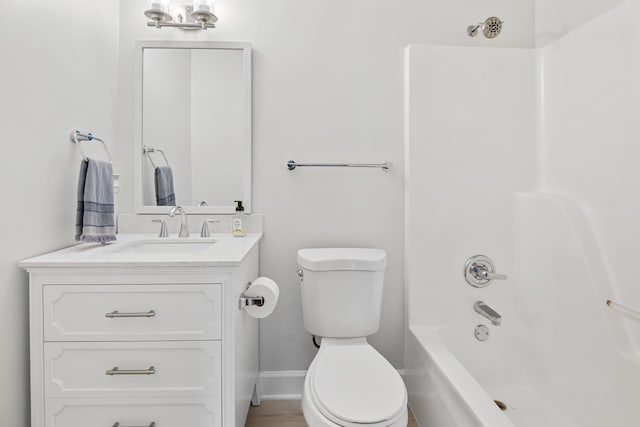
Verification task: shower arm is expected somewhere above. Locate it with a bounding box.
[467,23,484,37]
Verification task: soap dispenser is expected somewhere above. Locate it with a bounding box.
[232,200,246,237]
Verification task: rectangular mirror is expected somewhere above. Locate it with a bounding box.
[134,41,252,214]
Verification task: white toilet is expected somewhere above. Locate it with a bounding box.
[297,248,408,427]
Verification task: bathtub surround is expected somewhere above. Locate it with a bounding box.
[540,0,640,345]
[404,45,536,425]
[405,1,640,425]
[404,44,537,328]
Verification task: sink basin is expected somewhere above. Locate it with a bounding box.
[110,238,217,254]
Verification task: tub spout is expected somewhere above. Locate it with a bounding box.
[474,301,501,326]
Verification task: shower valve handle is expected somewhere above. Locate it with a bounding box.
[464,255,507,288]
[471,265,507,281]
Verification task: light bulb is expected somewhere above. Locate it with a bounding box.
[147,0,170,12]
[193,0,214,13]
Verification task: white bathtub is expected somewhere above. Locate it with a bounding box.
[404,326,513,427]
[404,194,640,427]
[404,325,581,427]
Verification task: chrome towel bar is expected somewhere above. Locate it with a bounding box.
[287,160,391,171]
[70,130,113,163]
[606,299,640,320]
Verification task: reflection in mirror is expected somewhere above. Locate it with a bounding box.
[134,41,251,214]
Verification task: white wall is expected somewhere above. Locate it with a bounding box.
[535,0,627,46]
[541,0,640,348]
[0,1,119,425]
[116,0,534,377]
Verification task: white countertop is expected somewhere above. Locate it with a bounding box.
[19,233,262,269]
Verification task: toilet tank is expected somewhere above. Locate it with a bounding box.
[297,248,387,338]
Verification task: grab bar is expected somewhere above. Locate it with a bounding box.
[70,130,113,163]
[286,160,391,171]
[606,300,640,320]
[143,145,170,169]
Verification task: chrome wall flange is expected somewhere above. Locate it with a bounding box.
[464,255,508,288]
[475,324,490,341]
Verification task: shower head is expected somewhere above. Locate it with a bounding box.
[467,17,504,39]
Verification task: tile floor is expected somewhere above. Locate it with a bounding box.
[245,400,419,427]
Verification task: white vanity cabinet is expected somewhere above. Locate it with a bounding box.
[21,234,261,427]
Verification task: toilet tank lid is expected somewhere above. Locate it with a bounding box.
[297,248,386,271]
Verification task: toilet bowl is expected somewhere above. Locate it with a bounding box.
[297,248,408,427]
[301,338,408,427]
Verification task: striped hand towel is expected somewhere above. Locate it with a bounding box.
[75,158,116,243]
[155,166,176,206]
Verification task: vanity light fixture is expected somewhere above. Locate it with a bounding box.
[144,0,217,30]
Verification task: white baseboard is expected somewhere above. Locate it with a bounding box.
[257,370,306,401]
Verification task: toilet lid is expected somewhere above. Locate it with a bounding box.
[297,248,387,271]
[310,343,406,425]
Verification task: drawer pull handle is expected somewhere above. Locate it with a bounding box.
[106,366,156,376]
[105,310,156,318]
[112,423,156,427]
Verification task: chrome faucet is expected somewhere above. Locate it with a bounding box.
[169,206,189,237]
[474,301,501,326]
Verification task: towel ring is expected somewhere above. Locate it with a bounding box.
[70,130,113,163]
[143,146,170,169]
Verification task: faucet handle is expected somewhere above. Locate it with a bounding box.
[464,255,507,288]
[473,268,507,281]
[200,219,220,238]
[151,219,168,238]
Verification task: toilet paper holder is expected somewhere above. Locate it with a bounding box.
[239,282,265,310]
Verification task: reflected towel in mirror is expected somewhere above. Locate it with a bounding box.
[155,166,176,206]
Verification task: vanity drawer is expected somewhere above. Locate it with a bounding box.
[45,397,221,427]
[44,341,221,398]
[43,284,222,341]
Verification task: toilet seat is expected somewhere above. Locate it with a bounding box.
[307,340,407,427]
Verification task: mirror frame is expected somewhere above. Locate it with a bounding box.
[134,40,252,214]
